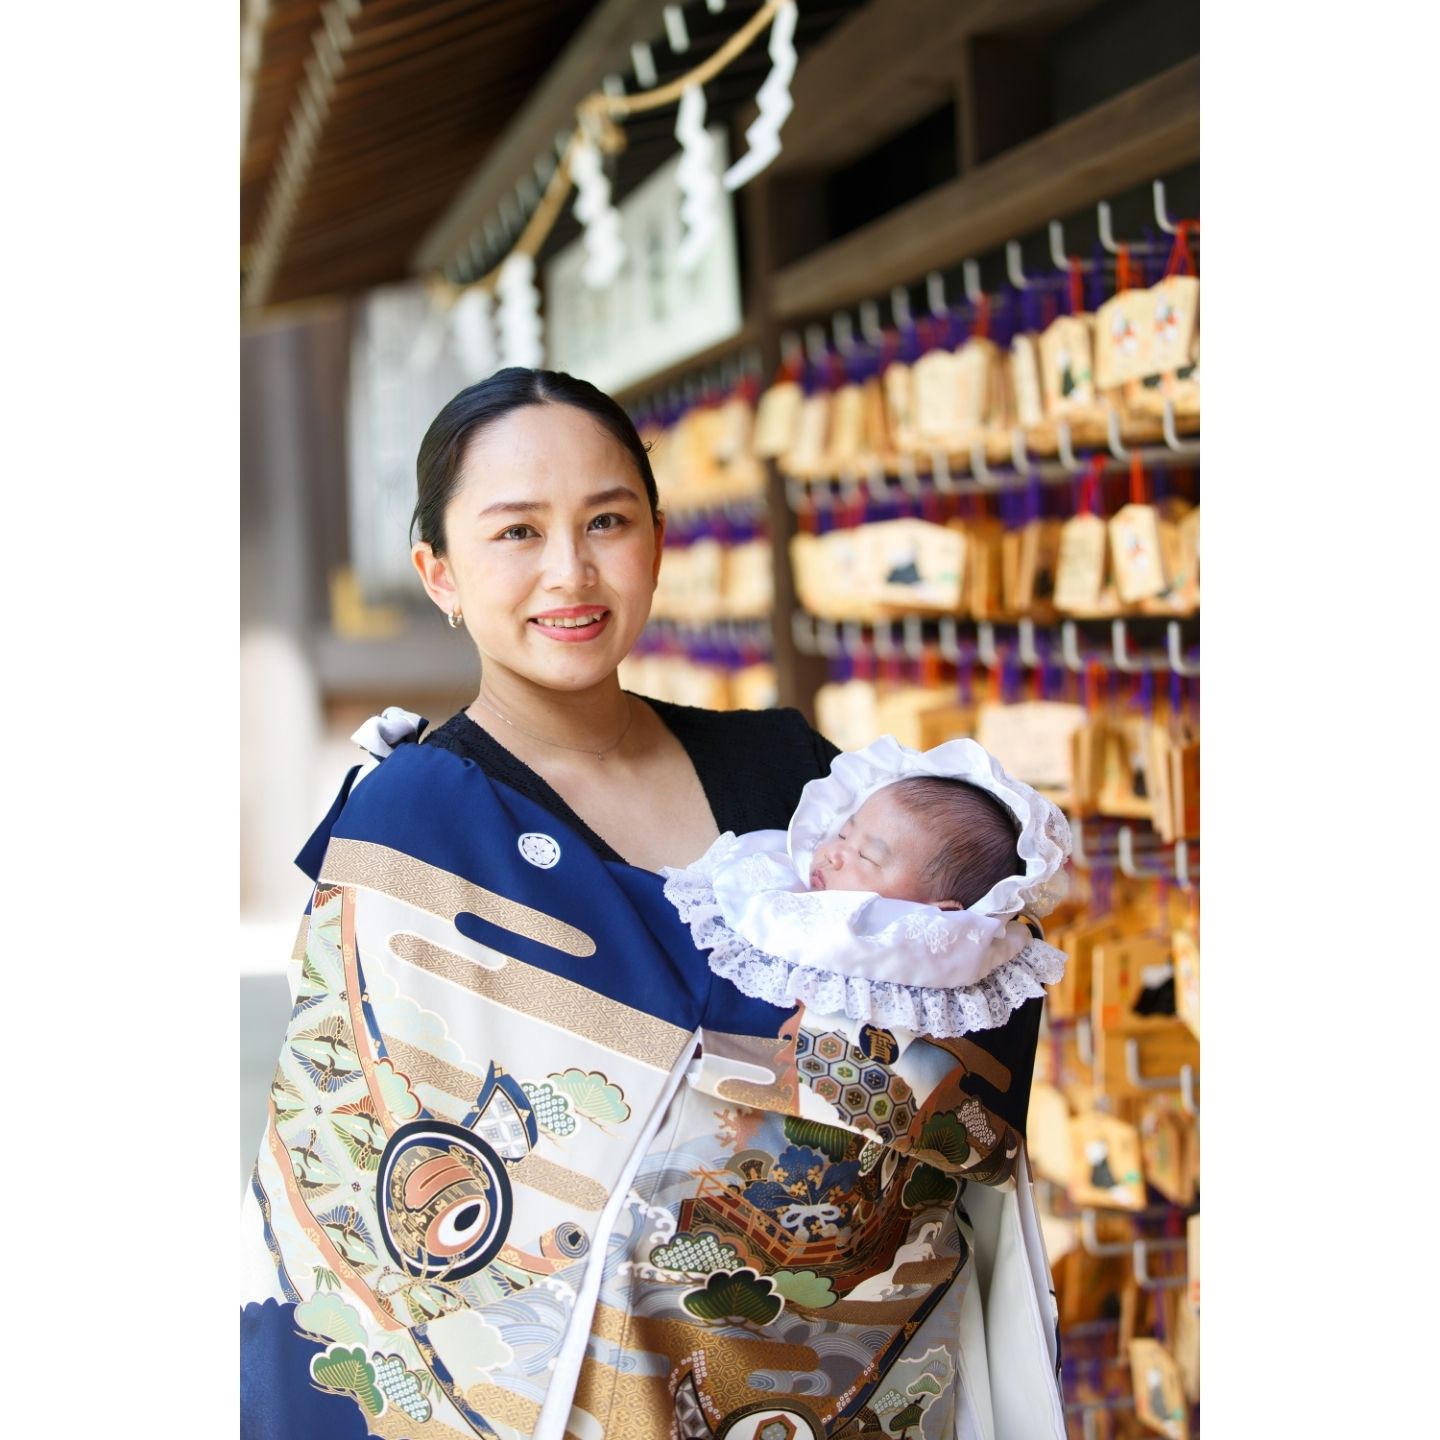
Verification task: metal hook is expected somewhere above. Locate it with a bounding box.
[1018,618,1041,668]
[841,620,867,659]
[962,259,984,306]
[1106,406,1131,461]
[1111,618,1156,674]
[1079,1207,1131,1256]
[1011,428,1037,477]
[902,615,926,660]
[784,476,808,513]
[976,622,998,668]
[804,324,828,368]
[1153,178,1179,235]
[1124,1037,1184,1091]
[930,448,957,495]
[1167,620,1200,677]
[1162,396,1201,455]
[832,310,856,356]
[1097,199,1122,255]
[969,438,997,487]
[872,620,897,659]
[858,298,884,346]
[1055,420,1085,474]
[926,271,948,318]
[815,618,842,659]
[1174,839,1193,891]
[836,469,862,505]
[864,461,890,502]
[1048,218,1071,272]
[780,330,803,367]
[1133,1237,1188,1290]
[898,453,924,498]
[890,285,912,329]
[1005,240,1031,290]
[1180,1062,1198,1115]
[938,616,961,664]
[1060,620,1086,672]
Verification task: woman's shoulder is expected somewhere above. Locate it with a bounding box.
[421,709,487,757]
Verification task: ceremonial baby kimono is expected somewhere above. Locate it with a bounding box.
[241,713,1069,1440]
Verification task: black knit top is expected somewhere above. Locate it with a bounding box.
[422,698,841,867]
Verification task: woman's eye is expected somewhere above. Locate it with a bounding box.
[499,524,537,541]
[589,512,628,531]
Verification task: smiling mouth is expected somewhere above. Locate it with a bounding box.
[530,610,609,631]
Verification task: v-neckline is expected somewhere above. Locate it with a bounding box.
[428,695,722,871]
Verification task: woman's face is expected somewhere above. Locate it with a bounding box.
[413,403,664,693]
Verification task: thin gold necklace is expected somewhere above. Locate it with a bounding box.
[474,689,634,762]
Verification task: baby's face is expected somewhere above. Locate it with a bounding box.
[808,787,939,904]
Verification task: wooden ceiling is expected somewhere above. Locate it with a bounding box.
[240,0,874,310]
[240,0,602,308]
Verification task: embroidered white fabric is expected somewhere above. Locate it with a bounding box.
[661,734,1073,1038]
[663,857,1066,1037]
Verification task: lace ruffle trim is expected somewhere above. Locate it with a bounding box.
[665,867,1065,1039]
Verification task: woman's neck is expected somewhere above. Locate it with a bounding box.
[469,667,633,759]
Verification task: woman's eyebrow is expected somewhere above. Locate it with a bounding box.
[476,485,640,518]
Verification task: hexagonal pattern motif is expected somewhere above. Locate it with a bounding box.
[794,1027,916,1142]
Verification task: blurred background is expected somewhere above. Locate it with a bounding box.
[241,2,1200,1432]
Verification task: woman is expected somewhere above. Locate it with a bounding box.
[241,369,1063,1440]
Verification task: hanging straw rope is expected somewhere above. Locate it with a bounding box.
[434,0,787,300]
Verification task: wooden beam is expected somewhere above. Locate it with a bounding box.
[770,56,1198,321]
[957,34,1051,172]
[410,0,666,274]
[769,0,1102,177]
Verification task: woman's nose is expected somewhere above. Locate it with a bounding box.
[543,534,595,589]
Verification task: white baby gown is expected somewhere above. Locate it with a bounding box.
[664,734,1072,1038]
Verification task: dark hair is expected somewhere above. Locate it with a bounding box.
[887,776,1023,909]
[411,367,660,555]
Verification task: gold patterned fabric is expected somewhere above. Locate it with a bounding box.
[242,736,1063,1439]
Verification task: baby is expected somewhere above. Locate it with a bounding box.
[663,734,1071,1039]
[806,775,1025,911]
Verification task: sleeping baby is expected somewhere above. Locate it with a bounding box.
[662,734,1072,1039]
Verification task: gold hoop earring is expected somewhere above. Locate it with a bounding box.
[447,609,463,629]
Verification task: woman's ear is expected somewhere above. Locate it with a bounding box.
[651,508,667,585]
[412,542,458,617]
